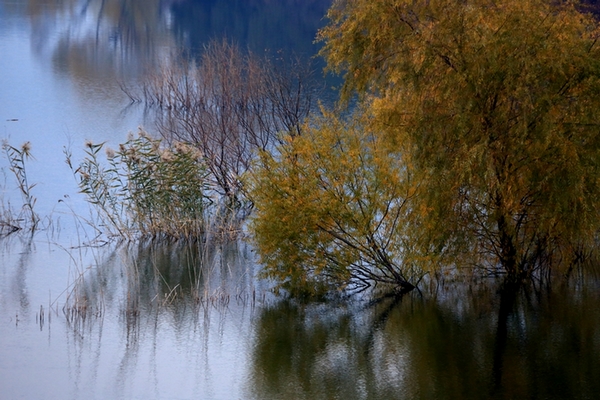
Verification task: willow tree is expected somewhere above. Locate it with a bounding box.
[248,112,423,296]
[319,0,600,279]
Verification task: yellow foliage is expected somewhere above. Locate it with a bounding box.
[247,109,424,295]
[318,0,600,278]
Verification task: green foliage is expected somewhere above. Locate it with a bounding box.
[76,131,211,240]
[248,111,424,296]
[319,0,600,278]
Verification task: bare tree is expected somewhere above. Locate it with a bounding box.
[136,40,320,202]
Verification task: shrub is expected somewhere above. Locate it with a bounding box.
[248,111,425,296]
[76,130,211,240]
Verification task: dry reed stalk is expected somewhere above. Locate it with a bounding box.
[2,141,39,232]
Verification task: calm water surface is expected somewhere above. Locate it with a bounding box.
[1,1,600,399]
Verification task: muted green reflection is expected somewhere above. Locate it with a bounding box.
[68,238,257,319]
[249,283,600,400]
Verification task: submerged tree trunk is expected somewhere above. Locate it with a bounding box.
[497,213,518,277]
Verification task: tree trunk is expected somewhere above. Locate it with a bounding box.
[497,213,518,277]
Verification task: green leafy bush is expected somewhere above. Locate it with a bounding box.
[76,131,211,240]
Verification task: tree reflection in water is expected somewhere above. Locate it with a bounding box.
[62,237,262,398]
[250,280,600,400]
[15,236,600,399]
[10,0,332,86]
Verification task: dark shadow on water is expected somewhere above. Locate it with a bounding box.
[491,280,520,398]
[249,277,600,400]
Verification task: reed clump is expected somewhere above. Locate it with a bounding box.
[1,140,39,234]
[75,130,211,241]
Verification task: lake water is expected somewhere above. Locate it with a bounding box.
[1,1,600,399]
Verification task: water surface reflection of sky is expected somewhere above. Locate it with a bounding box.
[0,2,330,399]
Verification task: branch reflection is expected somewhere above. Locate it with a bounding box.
[249,281,600,400]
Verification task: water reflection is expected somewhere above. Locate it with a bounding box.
[4,0,332,84]
[24,0,173,79]
[61,238,261,399]
[169,0,332,56]
[250,283,600,400]
[66,238,259,318]
[3,231,600,399]
[11,237,34,319]
[0,236,39,324]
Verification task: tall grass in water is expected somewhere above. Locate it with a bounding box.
[74,130,211,241]
[1,140,39,233]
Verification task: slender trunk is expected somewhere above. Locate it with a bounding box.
[495,191,519,278]
[497,213,518,276]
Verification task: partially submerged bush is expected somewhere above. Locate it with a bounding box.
[319,0,600,281]
[76,130,211,240]
[130,40,320,201]
[248,111,425,296]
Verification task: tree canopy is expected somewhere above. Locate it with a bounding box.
[249,111,424,296]
[249,0,600,296]
[318,0,600,279]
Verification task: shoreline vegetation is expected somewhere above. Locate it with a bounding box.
[3,1,600,300]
